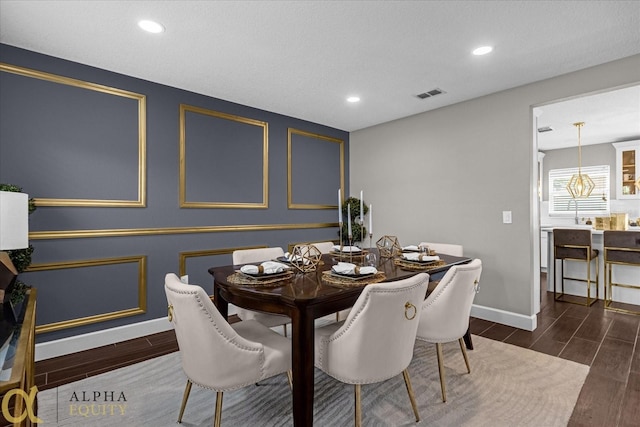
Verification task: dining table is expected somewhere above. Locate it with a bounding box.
[209,249,472,426]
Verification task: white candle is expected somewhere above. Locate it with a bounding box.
[369,204,373,236]
[347,204,352,237]
[338,189,342,223]
[360,191,363,222]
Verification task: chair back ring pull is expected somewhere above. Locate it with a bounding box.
[404,302,417,320]
[168,304,174,322]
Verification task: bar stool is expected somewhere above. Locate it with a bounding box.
[604,231,640,315]
[553,228,599,306]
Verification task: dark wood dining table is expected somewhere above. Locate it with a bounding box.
[209,251,472,426]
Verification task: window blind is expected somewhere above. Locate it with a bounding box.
[549,165,610,216]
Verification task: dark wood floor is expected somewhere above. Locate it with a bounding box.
[30,274,640,426]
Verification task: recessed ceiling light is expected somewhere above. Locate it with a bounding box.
[138,20,165,34]
[347,96,360,103]
[472,46,493,56]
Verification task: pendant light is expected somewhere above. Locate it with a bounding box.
[566,122,595,198]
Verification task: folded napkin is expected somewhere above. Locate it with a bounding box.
[284,252,310,264]
[402,245,420,251]
[240,261,290,275]
[331,262,377,275]
[402,253,440,262]
[332,245,362,253]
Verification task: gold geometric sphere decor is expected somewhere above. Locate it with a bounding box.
[376,235,402,258]
[290,244,323,273]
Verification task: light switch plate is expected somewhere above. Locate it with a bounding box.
[502,211,512,224]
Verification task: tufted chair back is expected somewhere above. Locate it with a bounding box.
[232,247,285,264]
[415,259,482,403]
[316,273,428,383]
[417,259,482,343]
[308,241,335,254]
[165,273,265,390]
[314,273,429,425]
[231,247,291,331]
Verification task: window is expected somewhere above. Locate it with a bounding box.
[549,165,610,216]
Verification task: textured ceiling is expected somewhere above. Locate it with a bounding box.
[1,0,639,147]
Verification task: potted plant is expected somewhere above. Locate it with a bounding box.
[339,196,368,245]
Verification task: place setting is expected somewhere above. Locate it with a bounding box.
[227,260,295,287]
[395,244,446,271]
[321,261,386,288]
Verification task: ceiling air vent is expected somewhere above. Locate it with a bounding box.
[416,88,446,99]
[537,126,554,133]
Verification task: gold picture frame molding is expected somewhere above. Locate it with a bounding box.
[179,104,269,208]
[178,245,268,276]
[287,127,345,210]
[29,222,337,240]
[27,255,147,334]
[0,62,147,207]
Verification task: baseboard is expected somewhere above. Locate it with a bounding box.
[471,303,537,331]
[35,318,174,362]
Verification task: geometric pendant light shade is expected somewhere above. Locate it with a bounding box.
[566,122,595,198]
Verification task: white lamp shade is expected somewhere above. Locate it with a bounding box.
[0,191,29,250]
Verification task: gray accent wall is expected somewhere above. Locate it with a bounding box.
[350,54,640,322]
[0,44,348,343]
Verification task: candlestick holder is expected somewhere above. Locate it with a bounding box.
[339,221,343,251]
[348,234,353,263]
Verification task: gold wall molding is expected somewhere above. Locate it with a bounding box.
[27,256,147,334]
[179,104,268,208]
[287,127,345,209]
[29,222,337,240]
[0,62,147,207]
[178,245,267,276]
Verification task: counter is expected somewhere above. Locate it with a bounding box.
[543,227,640,306]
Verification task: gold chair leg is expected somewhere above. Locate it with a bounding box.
[354,384,362,427]
[458,338,471,373]
[402,369,420,422]
[287,370,293,390]
[177,379,192,423]
[436,343,447,402]
[214,391,223,427]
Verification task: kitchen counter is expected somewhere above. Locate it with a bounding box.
[541,225,640,235]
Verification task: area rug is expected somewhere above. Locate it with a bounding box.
[36,335,589,426]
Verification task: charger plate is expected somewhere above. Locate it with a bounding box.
[321,270,386,288]
[394,258,446,271]
[227,270,294,287]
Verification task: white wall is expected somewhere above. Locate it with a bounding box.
[350,54,640,328]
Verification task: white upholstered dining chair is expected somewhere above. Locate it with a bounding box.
[415,259,482,402]
[314,273,429,426]
[419,241,464,256]
[232,247,291,334]
[308,241,335,254]
[164,273,292,426]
